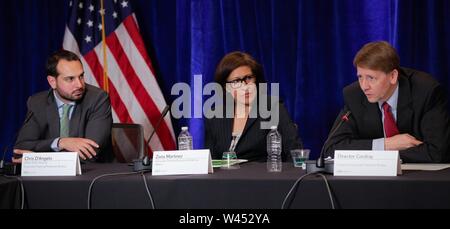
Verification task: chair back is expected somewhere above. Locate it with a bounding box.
[111,123,145,163]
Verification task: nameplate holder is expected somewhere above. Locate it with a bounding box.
[152,149,213,176]
[21,152,81,176]
[334,150,401,176]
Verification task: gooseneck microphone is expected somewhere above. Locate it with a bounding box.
[145,105,171,149]
[317,111,351,167]
[306,110,351,174]
[133,105,171,172]
[0,111,33,175]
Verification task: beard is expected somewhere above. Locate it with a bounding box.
[55,87,85,102]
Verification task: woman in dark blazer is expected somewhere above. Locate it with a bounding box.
[204,51,302,162]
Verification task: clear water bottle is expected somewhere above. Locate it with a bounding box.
[178,126,193,150]
[267,126,282,172]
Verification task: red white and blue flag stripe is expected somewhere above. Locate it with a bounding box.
[63,0,176,154]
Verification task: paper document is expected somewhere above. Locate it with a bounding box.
[401,163,450,171]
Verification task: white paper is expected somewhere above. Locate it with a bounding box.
[151,149,213,176]
[21,152,81,176]
[334,150,400,176]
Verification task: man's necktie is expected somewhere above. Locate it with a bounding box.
[382,102,399,137]
[60,104,72,138]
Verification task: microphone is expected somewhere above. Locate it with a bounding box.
[0,111,33,175]
[133,105,171,172]
[306,110,351,174]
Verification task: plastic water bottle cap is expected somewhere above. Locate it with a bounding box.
[270,126,277,130]
[181,126,188,131]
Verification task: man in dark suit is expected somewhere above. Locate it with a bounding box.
[13,50,113,162]
[325,41,450,163]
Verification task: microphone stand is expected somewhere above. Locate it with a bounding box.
[133,105,170,172]
[305,111,351,174]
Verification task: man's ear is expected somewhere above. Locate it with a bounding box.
[390,69,399,84]
[47,76,57,89]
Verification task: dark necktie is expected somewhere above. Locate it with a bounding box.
[382,102,399,137]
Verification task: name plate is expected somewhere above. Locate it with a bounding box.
[152,149,213,176]
[334,150,401,176]
[21,152,81,176]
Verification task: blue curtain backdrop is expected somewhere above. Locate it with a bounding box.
[1,0,449,160]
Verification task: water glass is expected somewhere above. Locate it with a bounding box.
[290,149,310,169]
[222,151,240,169]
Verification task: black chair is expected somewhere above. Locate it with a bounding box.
[111,123,145,163]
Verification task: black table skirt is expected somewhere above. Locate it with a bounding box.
[19,162,450,209]
[0,176,21,209]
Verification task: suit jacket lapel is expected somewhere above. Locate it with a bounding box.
[361,98,384,137]
[222,118,233,151]
[396,72,413,134]
[232,116,256,153]
[70,102,82,137]
[46,90,60,138]
[47,89,83,138]
[235,99,259,150]
[241,116,257,137]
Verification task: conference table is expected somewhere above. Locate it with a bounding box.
[0,175,21,209]
[13,161,450,209]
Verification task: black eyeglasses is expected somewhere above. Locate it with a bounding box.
[226,75,256,89]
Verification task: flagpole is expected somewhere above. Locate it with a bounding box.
[100,0,109,93]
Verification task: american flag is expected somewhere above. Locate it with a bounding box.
[62,0,176,155]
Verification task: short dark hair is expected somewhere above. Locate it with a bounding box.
[46,50,82,77]
[353,41,400,73]
[214,51,266,87]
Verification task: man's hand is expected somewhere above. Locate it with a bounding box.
[385,134,423,151]
[58,138,99,160]
[11,149,33,164]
